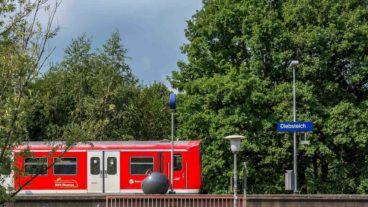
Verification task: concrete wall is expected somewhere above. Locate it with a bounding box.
[6,194,368,207]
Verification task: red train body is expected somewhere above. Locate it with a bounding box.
[10,140,201,194]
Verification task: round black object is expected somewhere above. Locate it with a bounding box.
[142,172,169,194]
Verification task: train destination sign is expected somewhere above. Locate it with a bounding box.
[277,122,313,132]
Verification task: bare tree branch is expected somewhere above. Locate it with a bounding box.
[0,145,72,203]
[0,0,60,166]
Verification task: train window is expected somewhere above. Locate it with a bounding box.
[90,157,100,175]
[107,157,117,175]
[130,157,154,175]
[53,157,77,175]
[174,154,182,171]
[24,158,48,175]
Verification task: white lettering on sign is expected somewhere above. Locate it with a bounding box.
[280,123,307,129]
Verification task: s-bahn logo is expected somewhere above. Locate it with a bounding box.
[129,179,142,184]
[54,178,79,188]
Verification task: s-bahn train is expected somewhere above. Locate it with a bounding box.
[3,140,201,194]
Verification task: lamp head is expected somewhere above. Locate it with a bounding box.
[300,140,310,145]
[224,135,244,153]
[289,60,299,68]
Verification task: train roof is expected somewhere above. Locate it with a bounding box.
[14,140,201,151]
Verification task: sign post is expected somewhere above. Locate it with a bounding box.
[277,121,313,192]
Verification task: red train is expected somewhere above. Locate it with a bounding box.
[5,140,201,194]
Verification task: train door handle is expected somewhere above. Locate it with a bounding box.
[182,172,185,179]
[104,170,107,178]
[99,170,103,178]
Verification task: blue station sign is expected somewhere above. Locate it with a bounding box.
[277,122,313,132]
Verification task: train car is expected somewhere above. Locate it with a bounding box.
[9,140,201,194]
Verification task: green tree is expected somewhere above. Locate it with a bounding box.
[172,0,368,193]
[27,33,171,142]
[27,32,139,141]
[130,82,171,140]
[0,0,62,203]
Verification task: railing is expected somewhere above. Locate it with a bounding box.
[106,195,245,207]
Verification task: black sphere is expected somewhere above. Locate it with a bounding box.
[141,172,169,194]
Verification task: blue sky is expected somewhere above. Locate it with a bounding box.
[46,0,203,87]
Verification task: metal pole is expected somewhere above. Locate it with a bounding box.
[234,153,237,207]
[293,66,298,193]
[170,111,175,193]
[243,162,247,207]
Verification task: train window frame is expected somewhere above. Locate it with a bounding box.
[90,157,100,175]
[130,156,154,175]
[24,157,48,176]
[174,154,182,171]
[53,157,78,176]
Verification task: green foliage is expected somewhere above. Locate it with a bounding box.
[128,82,171,139]
[26,33,171,141]
[26,33,135,141]
[172,0,368,193]
[0,0,61,203]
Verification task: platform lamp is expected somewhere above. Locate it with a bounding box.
[169,92,176,194]
[225,135,244,207]
[290,60,299,193]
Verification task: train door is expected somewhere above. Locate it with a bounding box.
[163,153,187,190]
[87,151,120,193]
[104,151,120,193]
[87,151,102,193]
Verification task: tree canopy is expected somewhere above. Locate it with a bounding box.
[172,0,368,194]
[26,32,172,142]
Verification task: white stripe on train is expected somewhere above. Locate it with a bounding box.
[17,189,200,194]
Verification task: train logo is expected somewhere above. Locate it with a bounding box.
[54,178,79,188]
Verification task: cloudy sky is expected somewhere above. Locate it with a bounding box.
[46,0,203,87]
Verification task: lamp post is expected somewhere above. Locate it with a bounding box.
[225,135,244,207]
[169,92,176,194]
[289,60,299,193]
[243,162,247,207]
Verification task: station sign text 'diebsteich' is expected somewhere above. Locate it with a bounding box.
[277,122,313,132]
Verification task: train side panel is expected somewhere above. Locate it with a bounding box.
[15,151,87,193]
[160,149,201,193]
[161,144,201,193]
[117,144,201,193]
[186,144,201,192]
[120,151,160,193]
[12,141,201,194]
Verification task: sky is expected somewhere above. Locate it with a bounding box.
[45,0,203,87]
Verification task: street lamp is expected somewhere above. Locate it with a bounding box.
[225,135,244,207]
[169,92,176,194]
[289,60,299,193]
